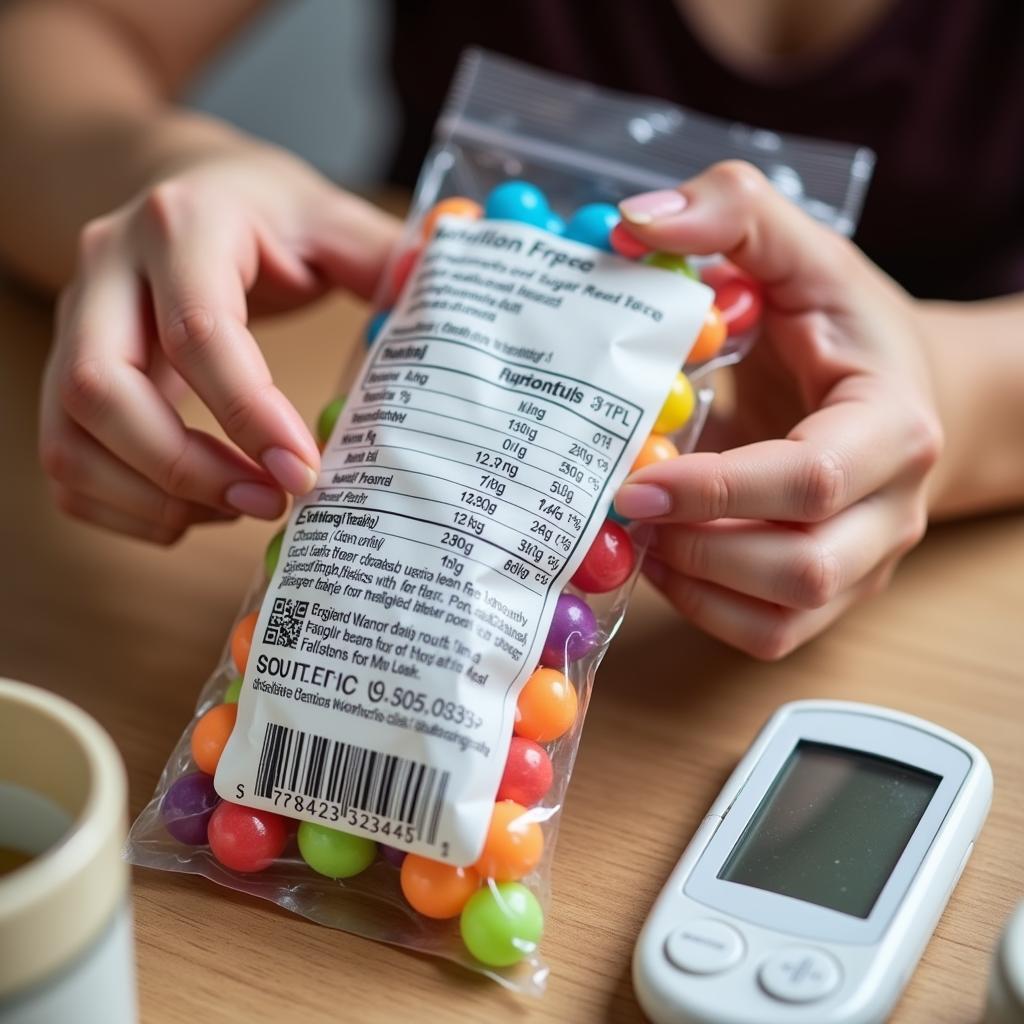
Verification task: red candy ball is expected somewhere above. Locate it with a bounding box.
[497,738,553,807]
[207,801,288,873]
[700,261,763,336]
[571,520,636,593]
[388,246,421,303]
[610,222,651,260]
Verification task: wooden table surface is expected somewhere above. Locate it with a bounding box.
[2,278,1022,1024]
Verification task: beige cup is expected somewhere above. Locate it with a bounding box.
[0,678,136,1024]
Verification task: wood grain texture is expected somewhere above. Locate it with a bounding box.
[1,280,1021,1024]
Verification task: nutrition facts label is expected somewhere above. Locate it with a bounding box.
[218,219,710,863]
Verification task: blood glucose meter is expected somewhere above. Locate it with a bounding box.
[633,700,992,1024]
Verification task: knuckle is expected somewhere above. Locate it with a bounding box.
[141,179,191,234]
[61,358,112,424]
[220,380,271,440]
[748,614,799,662]
[790,541,843,609]
[801,448,850,521]
[897,508,929,556]
[906,411,945,476]
[155,493,193,534]
[709,160,767,199]
[39,435,75,484]
[76,215,116,262]
[667,576,705,623]
[162,304,220,363]
[676,529,712,579]
[159,439,196,498]
[697,462,731,520]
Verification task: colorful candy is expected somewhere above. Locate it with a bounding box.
[460,882,544,967]
[484,181,550,227]
[297,822,376,879]
[207,802,288,873]
[653,371,695,434]
[496,738,553,807]
[474,801,544,882]
[230,610,258,674]
[571,520,636,594]
[422,196,483,240]
[541,593,598,668]
[544,212,566,235]
[401,854,480,919]
[710,277,762,337]
[688,304,727,363]
[610,221,652,260]
[191,703,237,775]
[365,309,390,346]
[630,433,678,474]
[644,251,698,280]
[264,529,284,578]
[160,771,220,845]
[223,676,243,704]
[380,845,408,868]
[316,397,346,450]
[564,203,619,251]
[515,667,578,743]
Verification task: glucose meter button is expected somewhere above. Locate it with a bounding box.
[759,947,841,1003]
[664,919,745,975]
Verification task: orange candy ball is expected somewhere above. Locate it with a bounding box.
[474,800,544,882]
[515,667,578,743]
[231,611,258,674]
[191,703,237,775]
[688,305,727,364]
[630,434,679,474]
[422,197,483,241]
[400,854,480,919]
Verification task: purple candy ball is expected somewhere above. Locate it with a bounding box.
[380,845,407,868]
[160,771,220,845]
[541,594,598,668]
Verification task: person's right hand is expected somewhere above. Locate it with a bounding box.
[40,147,400,543]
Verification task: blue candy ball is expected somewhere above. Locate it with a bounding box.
[564,203,620,252]
[544,212,566,235]
[484,181,550,227]
[365,309,390,346]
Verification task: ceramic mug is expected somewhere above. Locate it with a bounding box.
[0,678,136,1024]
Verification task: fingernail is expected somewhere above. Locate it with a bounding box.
[615,483,671,519]
[619,190,686,225]
[262,447,318,495]
[643,556,668,586]
[225,482,286,519]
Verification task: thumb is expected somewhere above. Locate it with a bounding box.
[618,161,856,313]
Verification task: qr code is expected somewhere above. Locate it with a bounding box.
[262,598,309,649]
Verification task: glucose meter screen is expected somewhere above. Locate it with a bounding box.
[719,742,940,918]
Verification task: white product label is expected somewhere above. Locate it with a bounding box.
[217,220,710,864]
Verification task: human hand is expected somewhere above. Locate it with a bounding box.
[615,163,944,659]
[40,147,400,543]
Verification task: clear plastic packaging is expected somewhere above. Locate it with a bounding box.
[126,49,872,995]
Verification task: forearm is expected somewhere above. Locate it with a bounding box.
[920,294,1024,519]
[0,0,261,290]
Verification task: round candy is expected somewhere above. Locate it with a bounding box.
[388,246,421,302]
[630,434,678,474]
[365,309,391,346]
[541,593,597,668]
[496,738,553,807]
[515,667,578,743]
[571,520,636,593]
[160,771,220,845]
[688,305,727,363]
[264,529,284,578]
[544,212,566,235]
[484,181,550,227]
[564,203,619,251]
[380,844,408,868]
[297,822,376,879]
[460,882,544,967]
[316,396,346,449]
[401,854,480,919]
[653,372,695,434]
[231,611,258,674]
[699,259,747,291]
[644,251,698,280]
[474,801,544,882]
[207,801,288,873]
[610,221,651,260]
[191,703,237,775]
[713,278,763,337]
[422,196,482,241]
[223,676,243,704]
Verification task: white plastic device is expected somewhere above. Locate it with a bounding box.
[633,700,992,1024]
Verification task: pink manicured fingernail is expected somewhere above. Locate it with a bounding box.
[619,190,686,225]
[615,484,671,519]
[262,447,318,495]
[225,482,286,519]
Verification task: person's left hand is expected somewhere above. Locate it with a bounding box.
[614,163,944,659]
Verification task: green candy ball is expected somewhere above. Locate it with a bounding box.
[223,676,243,704]
[644,251,697,280]
[264,529,284,578]
[297,822,376,879]
[459,882,544,967]
[316,396,346,449]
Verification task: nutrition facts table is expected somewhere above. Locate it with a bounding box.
[311,334,644,598]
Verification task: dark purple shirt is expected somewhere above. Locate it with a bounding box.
[389,0,1024,300]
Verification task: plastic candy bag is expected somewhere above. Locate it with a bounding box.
[127,49,872,994]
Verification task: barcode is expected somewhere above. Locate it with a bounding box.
[254,723,449,845]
